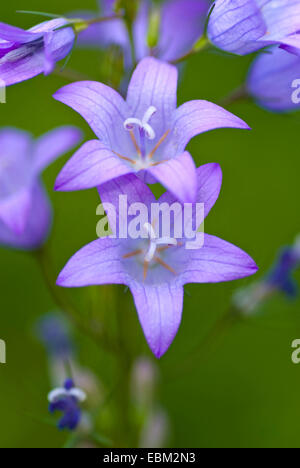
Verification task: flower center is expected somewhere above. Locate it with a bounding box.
[143,222,177,262]
[112,107,170,170]
[123,222,178,281]
[124,106,157,142]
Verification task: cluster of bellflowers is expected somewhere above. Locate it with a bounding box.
[1,1,300,112]
[234,236,300,315]
[1,0,300,440]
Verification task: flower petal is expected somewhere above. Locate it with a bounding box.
[126,57,178,132]
[207,0,268,55]
[0,182,51,250]
[0,186,32,235]
[98,173,156,236]
[247,46,300,112]
[43,25,75,74]
[54,140,132,191]
[0,127,32,159]
[182,233,258,284]
[0,48,46,86]
[33,126,82,174]
[57,238,129,287]
[0,22,38,43]
[159,0,210,61]
[171,100,250,154]
[129,282,184,358]
[279,34,300,56]
[148,151,197,203]
[53,81,130,148]
[159,163,223,223]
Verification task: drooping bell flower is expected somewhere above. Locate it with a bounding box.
[0,126,81,250]
[77,0,211,65]
[208,0,300,56]
[57,165,258,358]
[53,57,249,203]
[247,46,300,112]
[0,18,76,86]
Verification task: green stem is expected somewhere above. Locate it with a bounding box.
[168,306,242,380]
[170,37,211,65]
[219,84,249,107]
[125,20,136,67]
[52,66,91,82]
[34,244,117,355]
[114,289,135,447]
[86,14,123,26]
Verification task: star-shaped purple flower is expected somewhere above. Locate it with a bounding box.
[53,57,249,203]
[0,126,81,250]
[0,18,75,86]
[208,0,300,56]
[247,46,300,112]
[78,0,211,64]
[57,165,258,358]
[48,378,86,431]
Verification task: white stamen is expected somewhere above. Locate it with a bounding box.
[124,106,157,141]
[143,223,177,263]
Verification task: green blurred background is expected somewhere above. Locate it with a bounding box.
[1,0,300,448]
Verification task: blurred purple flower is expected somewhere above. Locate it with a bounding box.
[0,18,75,86]
[56,165,258,358]
[208,0,300,56]
[234,236,300,314]
[0,126,81,250]
[53,57,249,203]
[265,239,300,298]
[37,314,74,359]
[247,46,300,112]
[48,378,86,431]
[77,0,211,64]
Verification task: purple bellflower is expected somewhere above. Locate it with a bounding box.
[0,18,75,86]
[78,0,211,64]
[56,165,258,358]
[208,0,300,56]
[48,378,86,431]
[0,127,81,250]
[247,46,300,112]
[53,57,249,203]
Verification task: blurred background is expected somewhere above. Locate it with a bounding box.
[1,0,300,448]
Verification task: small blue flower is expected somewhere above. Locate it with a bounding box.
[48,378,86,431]
[265,239,300,298]
[234,236,300,314]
